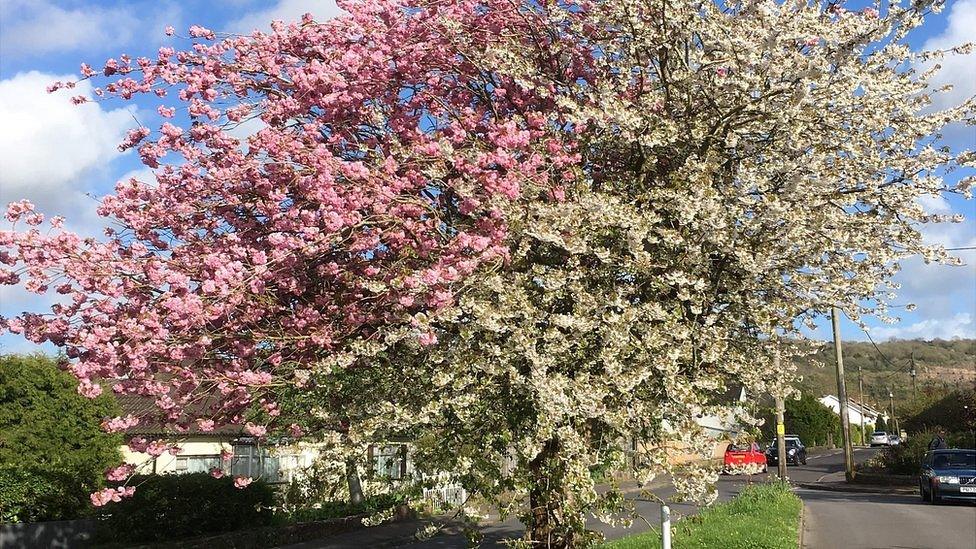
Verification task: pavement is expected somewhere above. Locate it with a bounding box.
[280,447,976,548]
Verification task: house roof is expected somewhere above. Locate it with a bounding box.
[820,395,881,417]
[115,394,244,437]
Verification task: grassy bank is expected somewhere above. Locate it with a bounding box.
[603,483,801,549]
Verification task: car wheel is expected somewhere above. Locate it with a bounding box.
[931,486,942,505]
[763,465,768,474]
[801,455,808,465]
[919,481,930,502]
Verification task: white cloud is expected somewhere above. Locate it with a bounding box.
[0,0,180,58]
[920,0,976,112]
[917,193,954,215]
[869,312,974,340]
[0,0,137,56]
[228,0,343,33]
[0,71,135,217]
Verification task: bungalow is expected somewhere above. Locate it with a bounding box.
[818,394,885,430]
[115,395,319,483]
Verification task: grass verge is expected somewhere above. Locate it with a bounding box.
[603,482,801,549]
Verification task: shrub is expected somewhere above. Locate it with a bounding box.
[95,474,275,543]
[0,354,121,523]
[280,492,406,524]
[865,429,976,475]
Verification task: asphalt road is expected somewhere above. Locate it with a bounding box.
[796,449,976,549]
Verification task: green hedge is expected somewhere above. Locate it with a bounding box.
[603,483,801,549]
[0,466,99,523]
[95,474,276,544]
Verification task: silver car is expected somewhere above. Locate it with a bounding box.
[870,431,889,447]
[919,450,976,504]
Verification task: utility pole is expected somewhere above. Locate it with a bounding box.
[888,389,897,435]
[831,307,855,481]
[775,393,788,481]
[910,349,918,405]
[773,348,788,481]
[857,364,865,447]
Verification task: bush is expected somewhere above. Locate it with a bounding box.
[95,474,276,543]
[865,429,976,475]
[280,492,406,524]
[0,354,121,523]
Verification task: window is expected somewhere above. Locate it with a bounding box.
[173,455,221,474]
[371,444,407,480]
[230,443,282,481]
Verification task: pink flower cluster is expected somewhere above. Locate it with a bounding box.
[91,486,135,506]
[1,1,592,502]
[105,464,135,481]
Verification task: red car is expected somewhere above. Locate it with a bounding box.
[723,442,768,474]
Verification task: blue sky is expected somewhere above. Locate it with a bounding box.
[0,0,973,354]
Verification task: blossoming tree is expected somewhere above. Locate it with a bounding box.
[1,0,973,546]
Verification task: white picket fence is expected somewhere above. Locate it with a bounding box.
[422,484,468,508]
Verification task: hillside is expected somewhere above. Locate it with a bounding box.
[794,338,975,412]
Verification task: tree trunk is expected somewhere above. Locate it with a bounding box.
[527,439,577,548]
[346,457,364,505]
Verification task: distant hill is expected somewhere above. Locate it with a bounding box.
[794,339,975,411]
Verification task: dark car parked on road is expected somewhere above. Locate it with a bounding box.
[766,435,808,466]
[919,449,976,504]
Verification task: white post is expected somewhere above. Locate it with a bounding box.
[661,504,672,549]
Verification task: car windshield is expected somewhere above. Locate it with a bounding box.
[727,444,750,452]
[933,452,976,469]
[786,439,800,447]
[872,432,886,436]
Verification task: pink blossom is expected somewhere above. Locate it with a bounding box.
[862,7,879,19]
[90,486,135,507]
[418,331,438,346]
[233,476,253,489]
[244,422,267,437]
[105,464,135,481]
[164,25,175,36]
[102,414,140,433]
[210,468,224,479]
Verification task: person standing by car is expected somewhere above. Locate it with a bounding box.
[928,430,948,450]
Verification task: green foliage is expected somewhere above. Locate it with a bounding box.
[0,354,121,523]
[95,473,276,543]
[786,393,840,447]
[602,483,802,549]
[902,389,976,434]
[865,429,975,475]
[279,492,406,524]
[874,415,887,432]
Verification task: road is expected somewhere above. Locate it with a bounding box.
[797,450,976,549]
